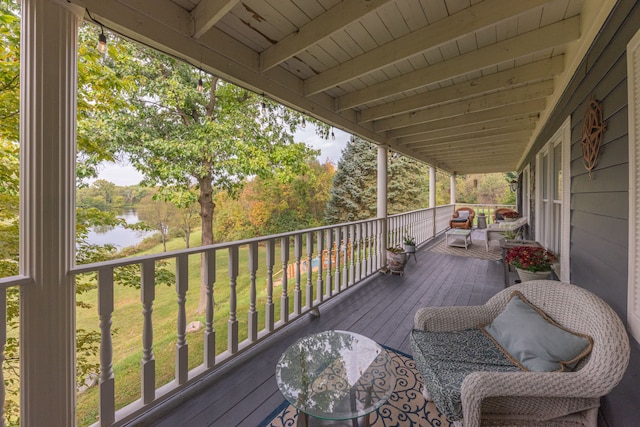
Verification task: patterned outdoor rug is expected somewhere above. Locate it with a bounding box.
[428,235,502,261]
[260,347,453,427]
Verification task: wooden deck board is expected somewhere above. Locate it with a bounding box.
[146,245,508,427]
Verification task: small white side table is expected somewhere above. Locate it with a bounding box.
[446,229,472,249]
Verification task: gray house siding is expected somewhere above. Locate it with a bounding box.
[523,1,639,425]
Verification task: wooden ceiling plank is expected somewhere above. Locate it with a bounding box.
[392,116,539,142]
[415,147,529,161]
[374,80,553,132]
[396,124,536,147]
[422,151,524,163]
[260,0,391,72]
[385,101,545,138]
[304,0,552,95]
[192,0,241,39]
[337,16,580,110]
[408,132,532,152]
[395,0,429,32]
[356,56,561,123]
[416,152,524,167]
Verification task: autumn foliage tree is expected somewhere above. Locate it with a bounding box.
[213,159,335,241]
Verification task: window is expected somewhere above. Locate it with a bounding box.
[535,117,570,282]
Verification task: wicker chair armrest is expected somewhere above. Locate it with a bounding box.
[460,371,596,427]
[413,306,494,331]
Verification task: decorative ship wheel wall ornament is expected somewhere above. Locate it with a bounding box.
[581,95,607,179]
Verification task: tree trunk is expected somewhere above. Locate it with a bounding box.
[197,174,215,313]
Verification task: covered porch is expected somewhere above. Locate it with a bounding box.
[7,0,640,426]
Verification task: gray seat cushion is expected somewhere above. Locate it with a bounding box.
[451,217,468,223]
[410,328,522,421]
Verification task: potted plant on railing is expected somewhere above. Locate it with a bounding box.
[403,235,416,254]
[386,246,407,275]
[504,246,557,282]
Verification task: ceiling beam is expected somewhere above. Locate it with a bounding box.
[385,101,545,139]
[192,0,240,39]
[336,16,580,111]
[304,0,552,95]
[358,56,563,123]
[260,0,391,72]
[374,80,553,132]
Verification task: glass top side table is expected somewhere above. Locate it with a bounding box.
[276,330,396,426]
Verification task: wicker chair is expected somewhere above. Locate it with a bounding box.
[412,281,630,427]
[450,207,475,229]
[493,208,518,222]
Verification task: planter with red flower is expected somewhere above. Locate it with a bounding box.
[504,246,557,282]
[502,211,521,222]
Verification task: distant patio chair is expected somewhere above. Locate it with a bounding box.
[450,207,475,229]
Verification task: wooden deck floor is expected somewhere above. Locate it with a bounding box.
[137,242,506,427]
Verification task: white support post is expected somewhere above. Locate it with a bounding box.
[19,1,83,425]
[429,166,436,208]
[377,146,388,267]
[450,173,457,205]
[430,166,437,237]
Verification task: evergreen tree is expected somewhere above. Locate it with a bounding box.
[387,152,429,214]
[325,137,429,224]
[325,137,378,223]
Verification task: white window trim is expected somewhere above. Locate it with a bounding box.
[560,117,571,283]
[522,165,531,222]
[535,117,571,283]
[627,28,640,343]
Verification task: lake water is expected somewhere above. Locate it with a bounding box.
[86,209,156,251]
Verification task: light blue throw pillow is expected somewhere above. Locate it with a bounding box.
[483,292,593,372]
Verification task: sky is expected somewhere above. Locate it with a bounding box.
[94,125,350,186]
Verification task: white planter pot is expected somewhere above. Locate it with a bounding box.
[403,244,416,253]
[387,250,407,275]
[516,268,552,282]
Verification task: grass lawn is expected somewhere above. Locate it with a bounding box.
[75,230,333,425]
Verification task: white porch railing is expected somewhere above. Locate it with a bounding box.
[387,205,452,248]
[1,206,455,426]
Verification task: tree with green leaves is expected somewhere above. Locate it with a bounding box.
[98,38,323,311]
[325,137,429,223]
[0,0,19,144]
[137,192,180,252]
